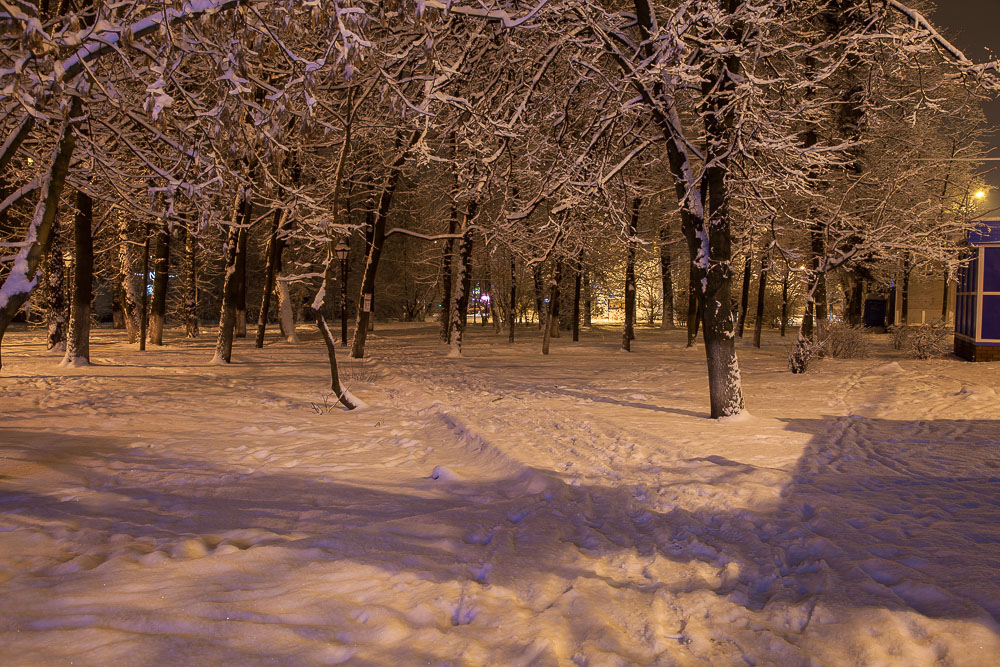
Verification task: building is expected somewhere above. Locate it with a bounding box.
[955,219,1000,361]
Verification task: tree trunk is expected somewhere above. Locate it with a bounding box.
[686,261,702,347]
[941,267,950,322]
[623,196,639,351]
[276,274,298,343]
[0,98,80,370]
[753,255,768,348]
[448,210,476,357]
[234,224,248,338]
[352,130,418,359]
[312,309,363,410]
[780,265,789,337]
[182,225,199,337]
[659,227,674,329]
[583,271,592,327]
[62,190,93,366]
[255,208,285,348]
[541,263,561,355]
[573,250,583,342]
[900,253,911,325]
[737,245,752,338]
[508,256,516,343]
[846,272,864,326]
[44,215,67,352]
[149,219,171,345]
[118,218,141,343]
[439,191,459,342]
[532,265,545,328]
[213,195,250,363]
[138,223,151,351]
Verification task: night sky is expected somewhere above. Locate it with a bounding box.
[929,0,1000,212]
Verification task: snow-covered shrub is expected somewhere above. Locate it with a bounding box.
[888,325,909,350]
[822,322,870,359]
[902,322,951,359]
[788,333,820,373]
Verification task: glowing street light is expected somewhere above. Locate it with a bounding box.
[975,190,986,200]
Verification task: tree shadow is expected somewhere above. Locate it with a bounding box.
[3,416,999,655]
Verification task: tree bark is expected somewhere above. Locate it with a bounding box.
[439,197,459,342]
[182,224,199,337]
[780,265,789,337]
[737,244,752,338]
[234,223,248,338]
[583,271,592,327]
[44,215,67,351]
[0,98,80,370]
[508,256,516,343]
[541,262,561,355]
[532,265,545,328]
[63,190,93,366]
[149,219,171,345]
[448,208,476,356]
[138,223,151,351]
[659,226,674,329]
[312,309,363,410]
[213,194,250,363]
[573,250,583,342]
[753,255,768,348]
[622,195,639,351]
[686,261,702,347]
[352,129,418,359]
[255,208,285,348]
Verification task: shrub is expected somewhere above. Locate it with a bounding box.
[888,324,909,350]
[902,322,951,359]
[821,322,870,359]
[788,334,821,373]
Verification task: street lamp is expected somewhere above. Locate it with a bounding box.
[975,190,986,200]
[335,238,350,345]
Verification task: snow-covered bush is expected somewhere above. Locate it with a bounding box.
[901,322,951,359]
[788,334,820,373]
[889,325,909,350]
[822,323,870,359]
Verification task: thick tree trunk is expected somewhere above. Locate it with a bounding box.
[182,225,199,337]
[0,98,80,370]
[44,215,67,352]
[213,195,250,363]
[753,256,768,348]
[234,224,248,338]
[62,190,93,366]
[255,209,285,348]
[659,227,674,329]
[149,220,170,345]
[448,211,476,357]
[846,272,864,326]
[623,196,639,351]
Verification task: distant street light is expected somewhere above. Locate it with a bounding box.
[975,190,986,200]
[335,238,350,345]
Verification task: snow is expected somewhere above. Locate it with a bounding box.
[1,322,999,664]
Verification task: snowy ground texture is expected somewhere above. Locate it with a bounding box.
[1,322,999,666]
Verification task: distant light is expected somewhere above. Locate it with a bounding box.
[975,190,986,200]
[26,157,33,165]
[480,294,490,304]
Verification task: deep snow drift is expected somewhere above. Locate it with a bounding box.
[1,322,998,665]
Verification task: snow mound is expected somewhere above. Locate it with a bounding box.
[869,361,904,375]
[430,465,461,481]
[955,384,997,400]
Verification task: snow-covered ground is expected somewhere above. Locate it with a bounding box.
[1,322,998,665]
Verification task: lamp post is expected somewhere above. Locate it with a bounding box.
[335,238,350,345]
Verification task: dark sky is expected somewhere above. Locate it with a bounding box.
[926,0,1000,207]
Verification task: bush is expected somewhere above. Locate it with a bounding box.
[821,322,870,359]
[901,322,951,359]
[788,334,821,373]
[888,324,909,350]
